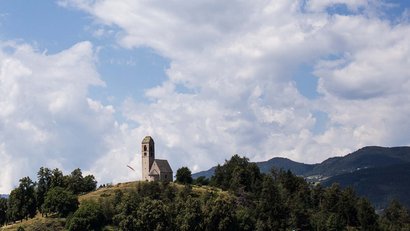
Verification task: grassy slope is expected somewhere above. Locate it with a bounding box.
[0,216,65,231]
[1,181,226,231]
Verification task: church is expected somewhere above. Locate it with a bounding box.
[141,136,173,182]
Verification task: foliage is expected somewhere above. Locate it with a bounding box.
[67,168,97,195]
[36,167,52,215]
[134,198,170,230]
[175,196,202,231]
[380,200,410,231]
[43,187,79,217]
[0,197,7,226]
[193,176,210,186]
[175,167,193,184]
[3,154,410,231]
[357,198,379,231]
[211,154,262,193]
[66,200,105,231]
[3,166,97,225]
[7,177,37,222]
[50,168,66,189]
[202,197,237,231]
[83,175,98,193]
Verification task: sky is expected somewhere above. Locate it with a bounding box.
[0,0,410,193]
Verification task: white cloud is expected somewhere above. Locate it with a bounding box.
[0,41,133,193]
[0,0,406,193]
[315,15,410,99]
[57,0,410,175]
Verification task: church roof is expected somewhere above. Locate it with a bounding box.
[142,136,154,144]
[153,159,173,173]
[149,168,159,176]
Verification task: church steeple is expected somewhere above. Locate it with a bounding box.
[141,136,155,181]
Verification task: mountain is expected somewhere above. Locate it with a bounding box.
[0,194,8,199]
[305,146,410,177]
[257,157,316,175]
[322,163,410,209]
[192,157,315,179]
[192,146,410,209]
[192,166,216,179]
[193,146,410,179]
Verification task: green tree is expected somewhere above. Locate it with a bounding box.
[113,191,141,230]
[0,197,8,226]
[36,167,52,215]
[255,175,286,231]
[66,168,97,194]
[82,175,97,193]
[136,181,162,200]
[176,167,193,184]
[356,198,379,231]
[202,197,237,231]
[175,197,202,231]
[311,211,329,231]
[19,177,37,219]
[193,176,210,186]
[66,200,105,231]
[67,168,84,194]
[7,187,24,222]
[380,200,410,231]
[50,168,66,188]
[7,177,37,222]
[338,187,358,227]
[43,187,78,217]
[235,206,256,231]
[211,154,262,193]
[321,183,342,213]
[325,213,345,231]
[134,198,169,231]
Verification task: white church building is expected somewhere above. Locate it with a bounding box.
[141,136,173,182]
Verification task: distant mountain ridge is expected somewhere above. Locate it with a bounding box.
[193,146,410,209]
[193,146,410,178]
[192,156,315,179]
[322,162,410,209]
[306,146,410,177]
[0,194,9,199]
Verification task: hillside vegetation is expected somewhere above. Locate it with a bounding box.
[2,154,410,230]
[194,146,410,209]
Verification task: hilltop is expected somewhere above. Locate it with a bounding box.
[2,153,410,230]
[1,181,228,231]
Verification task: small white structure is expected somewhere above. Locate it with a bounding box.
[141,136,173,182]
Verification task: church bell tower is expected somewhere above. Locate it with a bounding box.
[141,136,155,181]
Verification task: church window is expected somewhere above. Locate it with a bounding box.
[144,145,147,151]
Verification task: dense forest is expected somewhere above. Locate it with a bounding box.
[1,155,410,230]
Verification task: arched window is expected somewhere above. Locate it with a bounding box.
[143,145,147,151]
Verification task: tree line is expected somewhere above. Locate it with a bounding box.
[61,155,410,230]
[1,155,410,230]
[0,167,96,226]
[173,155,410,230]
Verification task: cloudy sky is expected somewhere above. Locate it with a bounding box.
[1,0,410,193]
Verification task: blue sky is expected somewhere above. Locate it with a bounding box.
[0,0,169,106]
[0,0,410,193]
